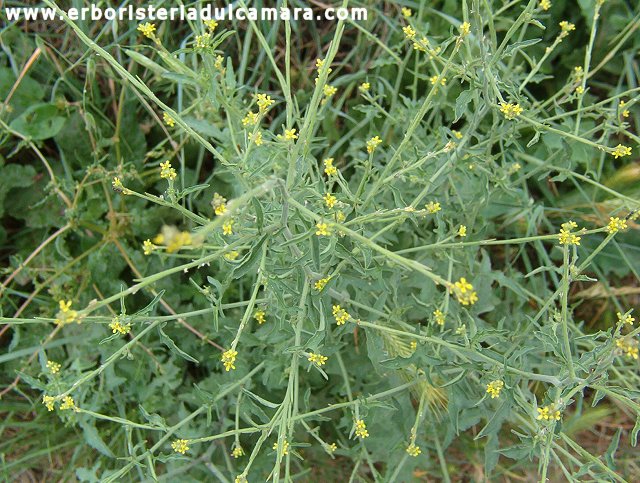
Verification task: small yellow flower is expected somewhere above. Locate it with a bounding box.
[109,316,131,335]
[195,32,211,49]
[616,338,639,359]
[359,82,370,92]
[335,211,346,223]
[430,75,446,86]
[214,55,225,71]
[606,217,627,234]
[55,300,78,326]
[619,101,630,118]
[611,144,632,159]
[273,439,290,455]
[540,0,551,10]
[231,446,244,458]
[315,58,332,74]
[323,193,337,209]
[224,250,240,261]
[558,221,581,246]
[255,93,275,113]
[433,309,445,326]
[254,309,266,324]
[366,136,382,154]
[332,304,350,325]
[143,239,155,255]
[402,25,416,40]
[537,404,561,421]
[171,439,190,454]
[425,201,441,214]
[205,20,218,32]
[316,222,331,236]
[221,348,238,371]
[452,130,463,139]
[452,277,478,306]
[323,158,338,176]
[323,85,337,97]
[43,395,55,411]
[282,128,298,141]
[223,219,234,236]
[250,131,263,146]
[354,419,369,438]
[112,177,124,190]
[46,360,61,374]
[458,225,467,237]
[160,160,177,180]
[500,102,523,120]
[308,352,328,366]
[401,7,412,18]
[459,21,471,36]
[575,86,584,95]
[406,443,421,457]
[242,111,259,127]
[617,311,635,326]
[60,395,76,411]
[137,22,156,39]
[410,341,417,351]
[163,112,175,127]
[486,380,504,399]
[314,277,331,291]
[559,21,575,33]
[212,193,227,216]
[326,442,337,453]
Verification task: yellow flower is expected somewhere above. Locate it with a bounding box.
[112,177,124,190]
[354,419,369,438]
[308,352,328,366]
[205,20,218,32]
[452,130,463,139]
[406,443,421,457]
[60,396,76,411]
[452,277,478,306]
[171,439,189,454]
[486,380,504,399]
[282,128,298,141]
[606,217,627,234]
[326,442,337,453]
[212,193,227,216]
[221,349,238,371]
[250,131,263,146]
[402,25,416,40]
[314,277,331,291]
[500,102,523,120]
[242,111,259,127]
[195,32,211,49]
[46,360,61,374]
[137,22,156,38]
[359,82,370,92]
[55,300,78,326]
[254,309,266,324]
[335,211,346,223]
[540,0,551,10]
[611,144,632,159]
[160,160,177,180]
[109,316,131,335]
[43,395,55,411]
[616,338,639,359]
[619,100,630,118]
[537,404,561,421]
[401,7,412,18]
[316,223,331,236]
[458,225,467,237]
[163,112,175,127]
[214,55,224,71]
[323,85,337,97]
[323,193,337,209]
[617,311,635,326]
[142,239,155,255]
[273,439,290,455]
[558,221,581,246]
[459,21,471,36]
[324,158,338,176]
[332,304,350,325]
[255,93,275,113]
[425,201,441,214]
[559,21,575,33]
[410,341,417,351]
[224,250,240,261]
[223,219,234,236]
[433,309,445,326]
[575,86,584,95]
[315,58,332,74]
[366,136,382,154]
[231,446,244,458]
[430,75,446,86]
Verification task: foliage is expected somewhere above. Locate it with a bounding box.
[1,0,640,481]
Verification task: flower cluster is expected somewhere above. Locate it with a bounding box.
[273,439,290,455]
[366,136,382,154]
[537,404,561,421]
[223,219,234,236]
[617,311,635,326]
[619,100,630,118]
[558,220,581,246]
[163,112,175,127]
[109,316,131,335]
[354,419,369,438]
[315,222,331,236]
[458,225,467,237]
[254,309,266,324]
[137,22,156,39]
[606,217,628,234]
[616,338,639,359]
[359,82,370,93]
[486,380,504,399]
[500,102,523,120]
[242,111,259,127]
[314,276,331,291]
[323,158,338,176]
[255,93,275,113]
[212,193,227,216]
[611,144,632,159]
[323,193,337,209]
[452,277,478,306]
[406,443,421,457]
[308,352,328,366]
[46,360,61,374]
[402,26,416,40]
[332,305,350,325]
[425,201,441,214]
[539,0,551,10]
[459,21,471,37]
[60,395,77,411]
[221,349,238,371]
[231,446,244,458]
[160,160,177,180]
[43,395,56,411]
[429,75,446,86]
[171,439,189,454]
[152,228,193,254]
[433,309,445,326]
[54,300,78,326]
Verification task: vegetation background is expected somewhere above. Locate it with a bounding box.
[1,0,639,481]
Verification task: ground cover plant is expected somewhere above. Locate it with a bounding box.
[1,0,640,481]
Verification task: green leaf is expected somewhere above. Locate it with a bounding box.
[158,324,199,363]
[79,421,115,458]
[10,103,66,140]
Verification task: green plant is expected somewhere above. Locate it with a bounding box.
[1,0,639,481]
